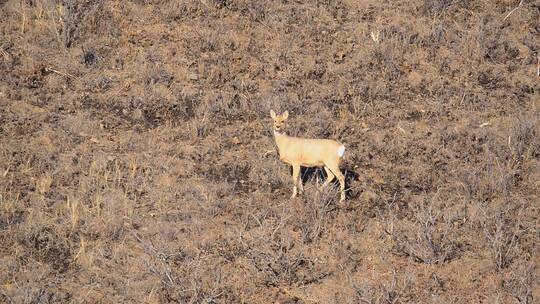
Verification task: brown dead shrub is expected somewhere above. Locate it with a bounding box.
[503,259,536,304]
[474,200,529,271]
[384,197,466,265]
[295,181,340,244]
[354,269,416,304]
[19,224,73,273]
[247,231,329,287]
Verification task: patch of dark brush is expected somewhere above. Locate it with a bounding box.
[20,226,73,272]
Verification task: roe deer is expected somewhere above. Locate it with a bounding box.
[270,110,346,202]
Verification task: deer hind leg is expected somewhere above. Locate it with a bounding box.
[291,164,301,198]
[326,163,345,202]
[322,166,335,188]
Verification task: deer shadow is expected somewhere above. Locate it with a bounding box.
[294,166,360,199]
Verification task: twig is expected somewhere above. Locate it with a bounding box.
[536,52,540,77]
[21,9,26,35]
[0,49,9,62]
[46,9,64,49]
[132,231,177,286]
[262,149,274,157]
[44,67,77,79]
[479,122,491,128]
[271,208,291,239]
[0,289,14,304]
[503,0,523,21]
[370,30,380,43]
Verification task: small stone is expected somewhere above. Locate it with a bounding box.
[360,190,378,203]
[132,108,143,120]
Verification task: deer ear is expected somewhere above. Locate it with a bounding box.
[282,111,289,119]
[270,110,276,118]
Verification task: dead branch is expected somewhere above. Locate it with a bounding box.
[503,0,524,21]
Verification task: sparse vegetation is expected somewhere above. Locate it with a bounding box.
[1,0,539,303]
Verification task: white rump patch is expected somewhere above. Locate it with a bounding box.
[337,145,345,157]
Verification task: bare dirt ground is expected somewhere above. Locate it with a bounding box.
[1,0,539,303]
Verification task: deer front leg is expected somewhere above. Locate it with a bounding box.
[321,166,335,189]
[298,168,304,194]
[291,164,300,198]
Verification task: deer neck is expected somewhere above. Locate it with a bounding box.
[273,130,289,154]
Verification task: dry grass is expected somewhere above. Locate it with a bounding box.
[1,0,539,303]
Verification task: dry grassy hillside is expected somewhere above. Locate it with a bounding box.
[1,0,539,303]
